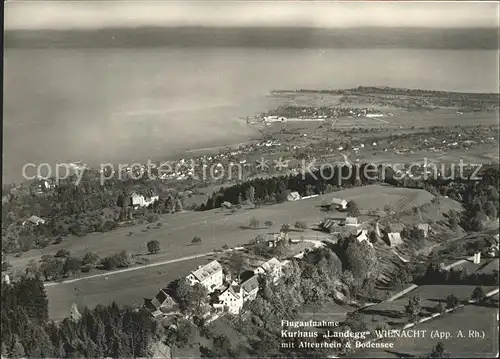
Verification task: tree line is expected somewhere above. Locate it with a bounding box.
[1,275,162,358]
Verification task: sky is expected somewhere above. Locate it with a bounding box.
[4,1,500,30]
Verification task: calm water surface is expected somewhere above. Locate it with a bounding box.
[3,48,498,182]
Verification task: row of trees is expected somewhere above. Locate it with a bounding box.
[405,286,489,324]
[415,263,499,287]
[200,163,386,211]
[24,250,137,282]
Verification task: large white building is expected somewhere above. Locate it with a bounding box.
[186,260,224,293]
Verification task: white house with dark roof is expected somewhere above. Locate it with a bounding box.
[217,283,244,314]
[241,275,260,302]
[254,257,283,283]
[186,260,224,293]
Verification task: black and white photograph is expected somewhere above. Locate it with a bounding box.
[2,1,499,358]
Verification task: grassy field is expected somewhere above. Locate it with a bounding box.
[12,185,438,320]
[360,285,498,329]
[46,255,212,320]
[7,184,436,272]
[454,258,499,275]
[354,302,499,358]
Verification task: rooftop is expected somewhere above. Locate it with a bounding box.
[258,257,282,273]
[241,275,259,293]
[191,260,223,282]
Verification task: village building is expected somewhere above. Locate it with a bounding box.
[216,283,244,315]
[24,215,46,226]
[146,288,180,319]
[240,275,260,302]
[130,192,159,209]
[331,197,348,210]
[287,192,301,201]
[356,229,372,247]
[221,201,232,209]
[417,223,432,238]
[186,260,224,293]
[320,214,348,232]
[267,232,289,247]
[345,217,359,227]
[254,257,283,283]
[386,232,403,247]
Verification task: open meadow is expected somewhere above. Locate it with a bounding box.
[45,255,212,320]
[7,184,437,272]
[355,302,499,358]
[7,184,442,320]
[360,285,498,328]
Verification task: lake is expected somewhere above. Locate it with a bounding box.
[3,48,498,183]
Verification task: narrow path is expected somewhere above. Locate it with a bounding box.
[44,252,215,287]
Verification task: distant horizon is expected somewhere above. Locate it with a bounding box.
[5,1,499,30]
[5,26,498,50]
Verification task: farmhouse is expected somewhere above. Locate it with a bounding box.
[287,192,301,201]
[25,215,46,226]
[147,288,179,319]
[241,275,260,302]
[216,284,244,314]
[320,215,348,232]
[356,229,372,247]
[345,217,359,227]
[186,260,224,293]
[267,232,289,247]
[254,257,283,283]
[386,232,403,247]
[130,192,159,209]
[417,223,432,238]
[331,197,348,210]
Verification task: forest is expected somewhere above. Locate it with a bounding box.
[1,275,163,358]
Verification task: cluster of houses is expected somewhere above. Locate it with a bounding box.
[147,256,288,320]
[320,202,435,249]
